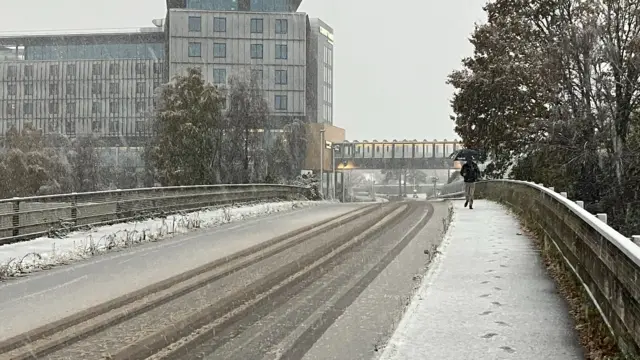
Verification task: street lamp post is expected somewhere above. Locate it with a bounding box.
[342,167,346,202]
[320,129,325,198]
[332,145,339,200]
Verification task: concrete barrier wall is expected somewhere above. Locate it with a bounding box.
[474,180,640,357]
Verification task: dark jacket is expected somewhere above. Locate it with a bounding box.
[461,162,480,183]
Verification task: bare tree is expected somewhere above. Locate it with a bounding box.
[226,75,269,183]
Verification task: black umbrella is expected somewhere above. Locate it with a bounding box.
[450,149,480,161]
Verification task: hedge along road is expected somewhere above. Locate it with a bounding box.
[0,199,448,360]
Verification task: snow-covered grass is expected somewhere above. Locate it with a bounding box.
[0,200,323,279]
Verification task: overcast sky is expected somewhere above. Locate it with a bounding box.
[0,0,486,141]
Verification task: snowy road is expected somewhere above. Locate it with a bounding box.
[0,202,366,341]
[0,200,451,360]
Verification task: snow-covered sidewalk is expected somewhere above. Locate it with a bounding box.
[0,200,322,278]
[380,200,583,360]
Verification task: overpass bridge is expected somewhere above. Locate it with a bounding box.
[0,181,638,358]
[332,139,462,169]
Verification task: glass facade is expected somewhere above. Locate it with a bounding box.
[25,43,164,61]
[186,0,238,10]
[250,0,290,12]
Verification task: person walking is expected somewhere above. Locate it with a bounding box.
[460,159,480,209]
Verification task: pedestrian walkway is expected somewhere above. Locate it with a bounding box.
[380,200,584,360]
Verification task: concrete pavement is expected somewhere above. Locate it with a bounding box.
[380,200,584,360]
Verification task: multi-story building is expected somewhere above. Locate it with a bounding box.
[0,29,165,145]
[166,9,307,128]
[0,0,333,144]
[306,18,333,124]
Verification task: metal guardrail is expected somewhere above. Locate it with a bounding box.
[0,184,310,246]
[439,179,640,356]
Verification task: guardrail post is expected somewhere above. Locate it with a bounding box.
[71,192,78,225]
[631,235,640,246]
[560,191,568,198]
[115,190,123,219]
[548,186,554,191]
[596,213,607,224]
[575,200,584,208]
[12,198,20,237]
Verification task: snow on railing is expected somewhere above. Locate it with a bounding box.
[0,184,309,245]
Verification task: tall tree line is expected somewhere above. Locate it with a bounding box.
[449,0,640,235]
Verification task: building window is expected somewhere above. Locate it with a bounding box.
[50,64,60,77]
[275,69,287,84]
[23,102,33,115]
[109,119,120,134]
[135,120,145,134]
[6,103,16,116]
[275,44,288,59]
[49,82,59,95]
[109,63,120,76]
[251,69,263,84]
[188,42,202,57]
[66,64,76,76]
[25,83,34,96]
[48,101,59,114]
[188,16,202,32]
[135,63,146,75]
[135,101,146,113]
[25,65,34,77]
[110,82,120,94]
[153,63,161,74]
[65,120,76,135]
[187,0,238,10]
[66,83,76,96]
[213,69,226,84]
[7,84,16,96]
[213,43,226,58]
[92,101,101,114]
[48,119,58,133]
[153,81,160,90]
[92,64,102,76]
[66,102,76,115]
[250,0,289,12]
[7,65,17,78]
[136,82,146,94]
[275,19,288,34]
[92,119,101,132]
[92,82,102,95]
[214,17,226,32]
[274,95,287,110]
[250,18,264,33]
[250,44,263,59]
[110,100,119,114]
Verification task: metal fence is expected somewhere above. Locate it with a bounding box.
[0,184,309,245]
[440,179,640,356]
